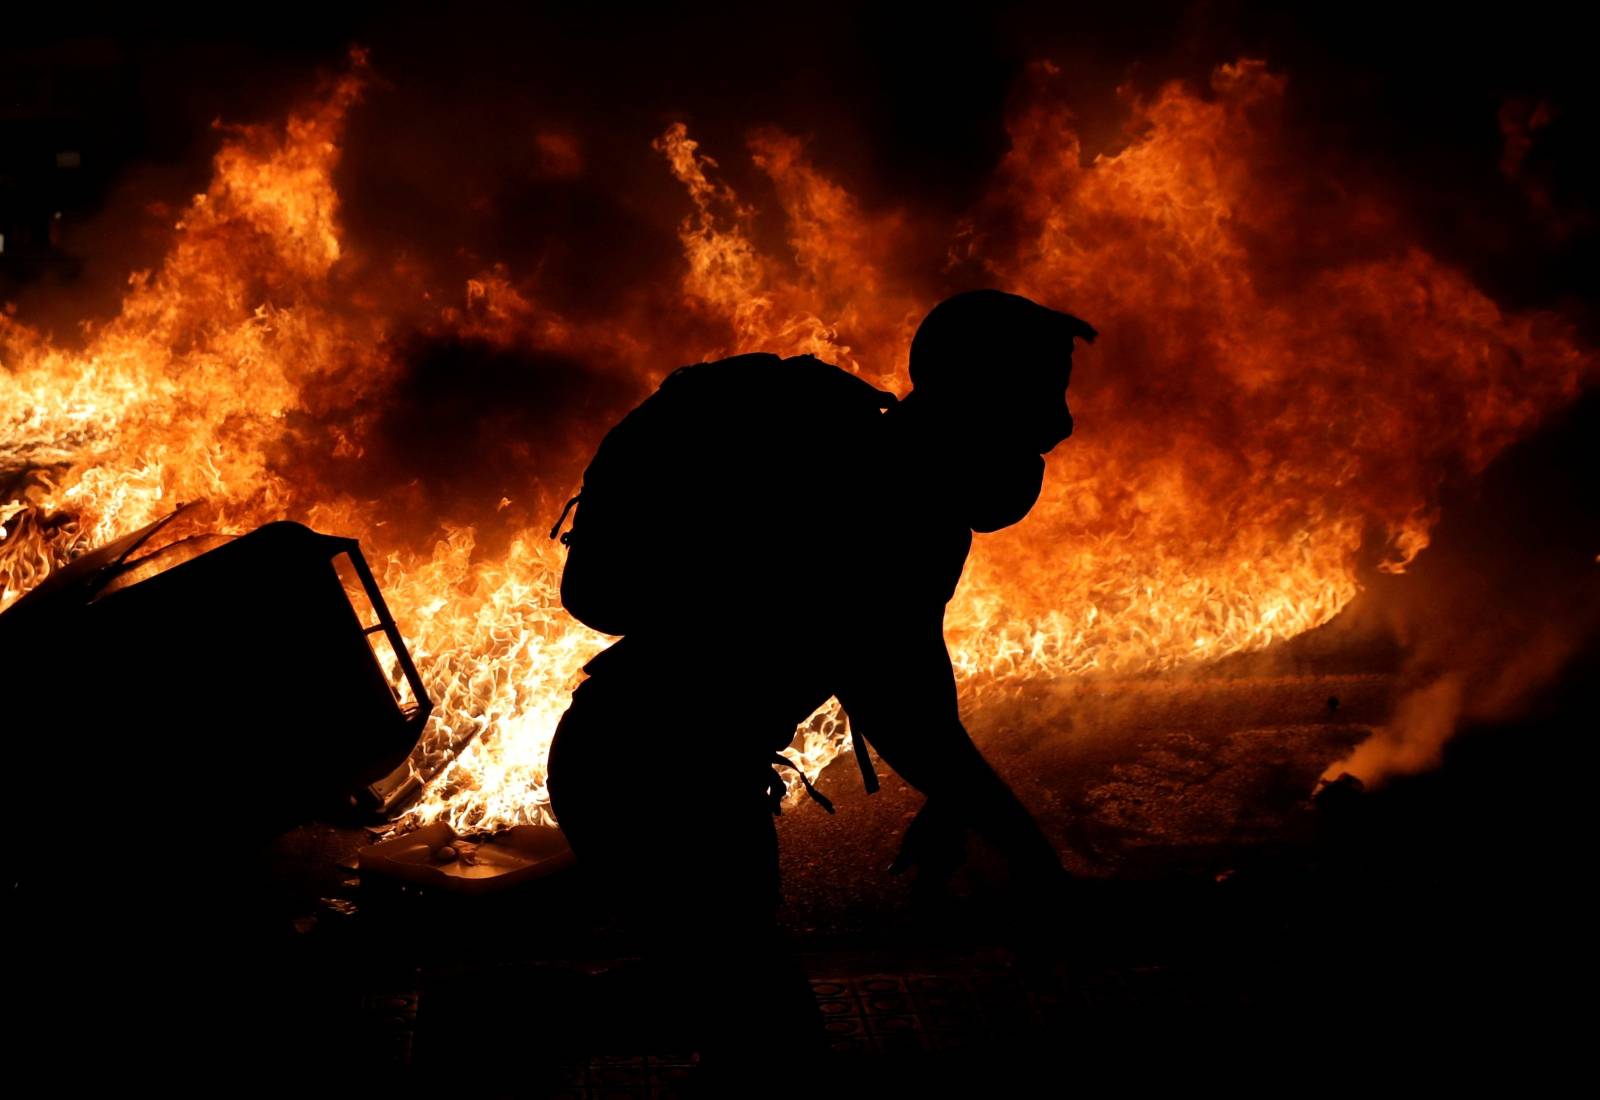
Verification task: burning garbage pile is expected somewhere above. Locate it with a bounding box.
[1,50,1594,858]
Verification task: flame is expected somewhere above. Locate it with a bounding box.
[2,54,1591,834]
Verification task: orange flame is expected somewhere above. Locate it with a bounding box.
[1,54,1591,834]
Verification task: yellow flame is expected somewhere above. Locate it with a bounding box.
[1,55,1591,836]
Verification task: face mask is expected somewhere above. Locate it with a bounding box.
[962,451,1045,532]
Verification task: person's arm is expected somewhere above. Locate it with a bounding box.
[835,607,1061,881]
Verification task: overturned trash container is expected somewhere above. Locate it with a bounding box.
[2,510,432,843]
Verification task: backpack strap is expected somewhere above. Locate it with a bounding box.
[851,726,880,794]
[548,493,581,542]
[768,755,835,815]
[765,730,877,816]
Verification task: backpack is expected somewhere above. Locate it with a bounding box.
[549,352,897,638]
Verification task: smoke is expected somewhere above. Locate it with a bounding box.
[1322,391,1600,787]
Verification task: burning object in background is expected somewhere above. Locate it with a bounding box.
[2,509,432,855]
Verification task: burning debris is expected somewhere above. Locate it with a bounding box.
[0,49,1593,843]
[0,21,1591,1089]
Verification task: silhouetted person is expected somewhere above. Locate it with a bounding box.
[547,289,1096,1083]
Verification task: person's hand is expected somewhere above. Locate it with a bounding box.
[1000,821,1070,890]
[888,797,967,895]
[958,772,1066,884]
[977,801,1075,973]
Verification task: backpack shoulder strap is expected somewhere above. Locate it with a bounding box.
[851,725,880,795]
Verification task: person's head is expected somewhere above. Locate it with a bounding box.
[900,289,1096,531]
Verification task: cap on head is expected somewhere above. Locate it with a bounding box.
[908,289,1097,397]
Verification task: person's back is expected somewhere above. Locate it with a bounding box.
[546,289,1096,1081]
[568,353,943,750]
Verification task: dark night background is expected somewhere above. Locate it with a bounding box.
[4,2,1595,1091]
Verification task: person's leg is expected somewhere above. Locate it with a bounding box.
[548,690,822,1073]
[650,765,825,1080]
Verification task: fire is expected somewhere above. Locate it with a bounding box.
[1,54,1590,834]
